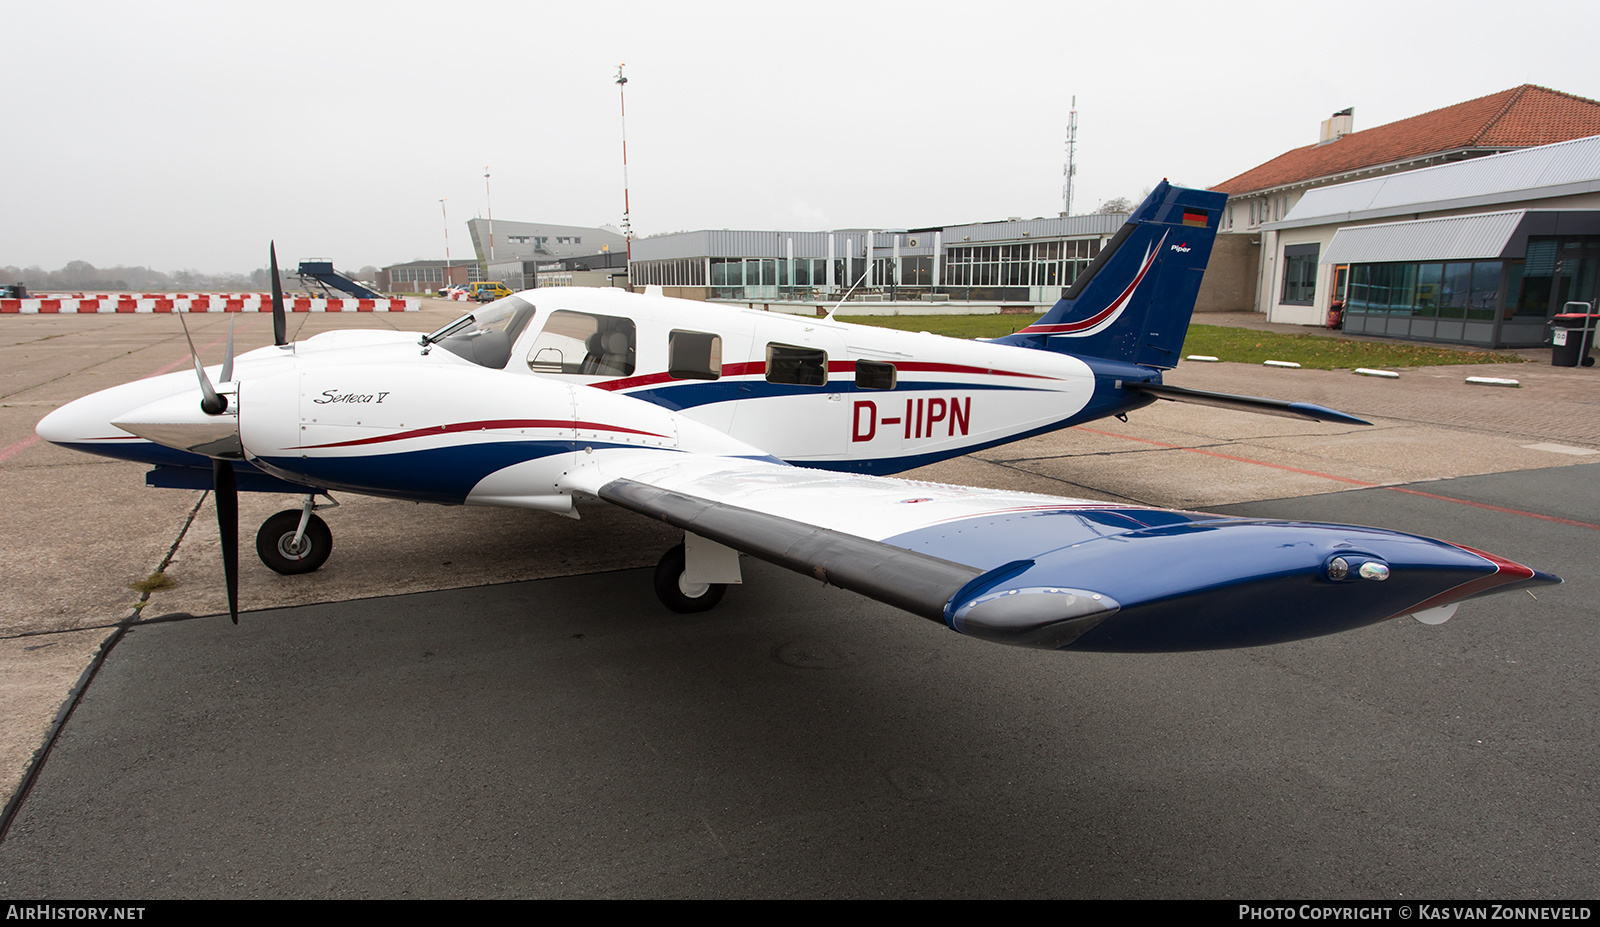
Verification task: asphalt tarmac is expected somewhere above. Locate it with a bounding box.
[2,306,1597,898]
[4,478,1598,899]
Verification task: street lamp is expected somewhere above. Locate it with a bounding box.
[440,198,451,293]
[615,63,632,259]
[484,166,494,264]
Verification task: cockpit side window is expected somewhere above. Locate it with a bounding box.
[526,310,636,376]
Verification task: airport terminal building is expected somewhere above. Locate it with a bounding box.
[379,259,483,294]
[1210,85,1600,346]
[1261,133,1600,347]
[627,213,1125,308]
[469,219,628,292]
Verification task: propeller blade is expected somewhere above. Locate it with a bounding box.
[220,311,235,384]
[213,458,240,624]
[269,241,287,347]
[177,311,227,415]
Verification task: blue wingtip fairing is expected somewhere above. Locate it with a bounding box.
[938,517,1560,653]
[993,180,1227,370]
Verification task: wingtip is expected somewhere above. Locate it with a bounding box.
[1287,401,1372,426]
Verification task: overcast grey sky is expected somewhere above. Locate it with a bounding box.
[4,0,1595,274]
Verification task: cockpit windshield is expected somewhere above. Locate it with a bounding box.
[422,295,537,369]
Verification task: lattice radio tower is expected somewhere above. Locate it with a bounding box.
[1061,96,1078,217]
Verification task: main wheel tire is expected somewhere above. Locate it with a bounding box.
[653,543,727,613]
[256,510,333,575]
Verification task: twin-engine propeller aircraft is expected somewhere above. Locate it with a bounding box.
[37,183,1557,650]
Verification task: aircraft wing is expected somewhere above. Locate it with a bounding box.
[564,451,1556,653]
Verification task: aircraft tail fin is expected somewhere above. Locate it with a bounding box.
[995,181,1227,369]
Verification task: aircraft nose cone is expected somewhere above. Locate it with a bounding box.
[38,387,158,447]
[36,369,214,452]
[36,400,95,446]
[112,390,243,459]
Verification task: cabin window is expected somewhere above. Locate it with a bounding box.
[668,330,722,380]
[765,343,827,386]
[525,310,636,376]
[854,360,896,390]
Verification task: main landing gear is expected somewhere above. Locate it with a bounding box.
[256,493,337,575]
[653,541,730,613]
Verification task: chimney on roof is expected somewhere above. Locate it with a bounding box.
[1319,107,1354,144]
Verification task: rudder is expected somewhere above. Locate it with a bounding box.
[996,181,1227,369]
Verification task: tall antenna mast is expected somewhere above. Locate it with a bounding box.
[615,63,633,257]
[1061,96,1078,217]
[484,165,494,263]
[440,198,451,288]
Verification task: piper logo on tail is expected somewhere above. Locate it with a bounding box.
[1170,243,1191,253]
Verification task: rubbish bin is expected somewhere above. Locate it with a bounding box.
[1550,313,1598,367]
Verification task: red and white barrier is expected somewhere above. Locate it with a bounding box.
[1,294,419,313]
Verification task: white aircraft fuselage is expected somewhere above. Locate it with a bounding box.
[34,182,1559,651]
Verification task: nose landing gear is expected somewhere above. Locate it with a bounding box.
[255,494,337,575]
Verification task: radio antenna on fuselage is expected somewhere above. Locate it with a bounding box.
[824,269,870,320]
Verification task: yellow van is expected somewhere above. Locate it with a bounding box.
[469,282,514,301]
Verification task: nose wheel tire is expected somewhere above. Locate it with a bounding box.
[256,510,333,575]
[653,543,727,613]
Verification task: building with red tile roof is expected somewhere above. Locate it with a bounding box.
[1215,85,1600,206]
[1198,86,1600,336]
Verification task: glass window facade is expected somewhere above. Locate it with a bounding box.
[942,239,1098,290]
[1347,261,1503,320]
[631,258,708,288]
[641,235,1105,302]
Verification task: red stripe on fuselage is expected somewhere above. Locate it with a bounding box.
[291,418,668,449]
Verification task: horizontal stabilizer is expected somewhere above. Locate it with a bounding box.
[1130,382,1371,426]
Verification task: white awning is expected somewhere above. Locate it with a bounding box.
[1322,210,1526,264]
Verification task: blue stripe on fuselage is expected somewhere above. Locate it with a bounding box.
[58,440,281,475]
[258,440,653,505]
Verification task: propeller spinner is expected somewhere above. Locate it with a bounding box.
[114,243,289,623]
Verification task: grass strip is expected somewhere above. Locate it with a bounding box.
[835,315,1523,370]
